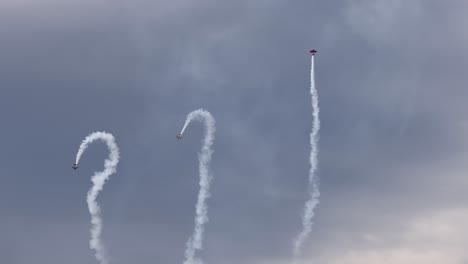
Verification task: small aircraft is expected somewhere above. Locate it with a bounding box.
[309,49,317,55]
[72,163,78,170]
[176,133,183,140]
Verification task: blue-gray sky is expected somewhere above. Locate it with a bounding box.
[1,0,468,263]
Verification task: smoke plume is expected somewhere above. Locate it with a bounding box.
[179,109,216,264]
[293,55,321,259]
[75,131,120,264]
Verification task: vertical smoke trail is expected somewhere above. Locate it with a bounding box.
[179,109,216,264]
[293,55,321,259]
[75,131,120,264]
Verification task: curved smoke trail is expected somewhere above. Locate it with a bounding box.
[75,131,120,264]
[179,109,216,264]
[293,55,321,259]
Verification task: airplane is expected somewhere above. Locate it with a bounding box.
[72,163,78,170]
[309,49,317,55]
[176,133,183,140]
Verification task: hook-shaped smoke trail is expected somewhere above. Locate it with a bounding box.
[293,55,321,259]
[75,131,120,264]
[179,109,216,264]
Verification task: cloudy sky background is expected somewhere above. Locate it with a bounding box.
[1,0,468,263]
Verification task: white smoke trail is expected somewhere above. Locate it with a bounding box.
[75,131,120,264]
[179,109,216,264]
[293,55,321,259]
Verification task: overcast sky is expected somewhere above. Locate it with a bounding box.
[1,0,468,263]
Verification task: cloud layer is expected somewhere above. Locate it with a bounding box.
[0,0,467,264]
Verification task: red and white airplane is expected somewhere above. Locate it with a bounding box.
[309,49,317,55]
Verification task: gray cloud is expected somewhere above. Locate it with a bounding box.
[1,0,468,264]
